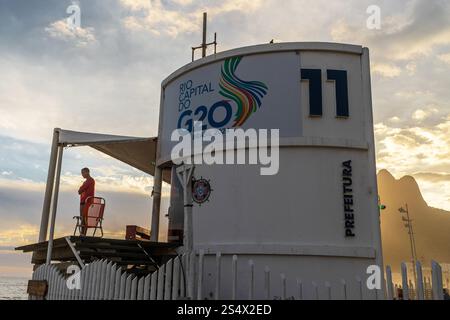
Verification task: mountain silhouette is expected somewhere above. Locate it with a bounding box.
[378,169,450,272]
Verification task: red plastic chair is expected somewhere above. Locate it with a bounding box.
[73,197,106,237]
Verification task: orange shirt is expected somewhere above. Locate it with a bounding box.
[79,177,95,204]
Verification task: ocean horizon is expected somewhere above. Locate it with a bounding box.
[0,276,28,300]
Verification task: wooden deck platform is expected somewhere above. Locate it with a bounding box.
[16,236,180,270]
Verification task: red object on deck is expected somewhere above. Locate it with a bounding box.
[73,196,105,237]
[125,225,151,240]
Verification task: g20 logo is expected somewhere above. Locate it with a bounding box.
[177,100,233,132]
[176,56,269,132]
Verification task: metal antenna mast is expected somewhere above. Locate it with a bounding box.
[192,12,217,61]
[399,203,419,284]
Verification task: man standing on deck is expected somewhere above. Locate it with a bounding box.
[78,167,95,236]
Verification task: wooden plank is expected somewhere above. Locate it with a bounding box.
[78,251,149,259]
[150,271,157,300]
[108,264,117,300]
[130,276,138,300]
[125,275,133,300]
[31,246,75,264]
[88,263,96,300]
[126,225,151,240]
[172,257,180,300]
[52,270,59,300]
[18,236,180,268]
[142,247,179,256]
[74,265,82,300]
[102,261,111,299]
[119,272,127,300]
[157,264,165,300]
[164,259,173,300]
[180,254,186,298]
[53,274,59,300]
[17,236,179,251]
[137,276,144,300]
[113,268,122,300]
[91,260,100,299]
[416,262,425,300]
[49,266,57,300]
[75,243,144,252]
[89,259,157,266]
[49,269,56,300]
[44,266,52,300]
[63,271,69,300]
[81,264,90,300]
[188,252,196,299]
[56,273,63,300]
[61,273,67,300]
[401,262,409,300]
[98,260,107,299]
[143,274,151,300]
[385,266,394,300]
[16,237,68,252]
[27,280,48,297]
[432,260,444,300]
[72,236,174,247]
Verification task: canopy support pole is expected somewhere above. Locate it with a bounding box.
[150,166,162,241]
[176,165,195,253]
[46,145,64,264]
[38,128,60,243]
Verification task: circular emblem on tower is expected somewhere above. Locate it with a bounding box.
[192,178,212,204]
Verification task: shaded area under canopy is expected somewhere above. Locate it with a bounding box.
[57,129,170,183]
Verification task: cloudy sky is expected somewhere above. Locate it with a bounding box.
[0,0,449,276]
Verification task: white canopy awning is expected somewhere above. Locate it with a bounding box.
[56,129,168,181]
[36,128,167,248]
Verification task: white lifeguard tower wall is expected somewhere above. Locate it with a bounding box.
[157,43,383,299]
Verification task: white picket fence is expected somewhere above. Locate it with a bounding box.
[29,251,447,300]
[385,260,446,300]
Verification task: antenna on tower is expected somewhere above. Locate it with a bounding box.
[191,12,217,61]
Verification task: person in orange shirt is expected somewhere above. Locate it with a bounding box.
[78,167,95,236]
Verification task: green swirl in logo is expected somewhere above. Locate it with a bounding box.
[219,56,268,127]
